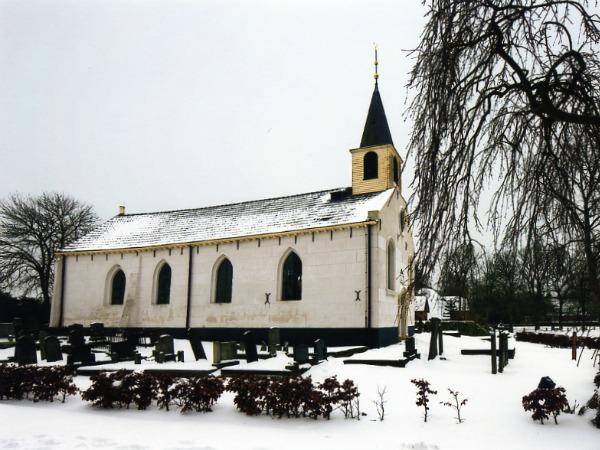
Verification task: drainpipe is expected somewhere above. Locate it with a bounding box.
[185,246,193,330]
[58,255,66,328]
[367,225,372,329]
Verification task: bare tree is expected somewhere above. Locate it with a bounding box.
[407,0,600,314]
[0,193,98,315]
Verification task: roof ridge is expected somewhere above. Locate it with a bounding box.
[117,186,352,218]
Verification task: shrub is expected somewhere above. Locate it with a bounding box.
[155,374,177,411]
[226,375,360,420]
[173,376,225,413]
[411,378,437,422]
[440,388,468,423]
[0,364,77,403]
[522,386,569,424]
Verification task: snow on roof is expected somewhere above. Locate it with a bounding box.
[63,187,394,252]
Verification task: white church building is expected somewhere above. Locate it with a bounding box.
[49,74,415,347]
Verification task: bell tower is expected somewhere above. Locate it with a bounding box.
[351,47,403,195]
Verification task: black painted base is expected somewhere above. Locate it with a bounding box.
[51,326,400,348]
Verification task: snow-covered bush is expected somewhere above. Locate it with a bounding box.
[172,376,224,413]
[155,374,177,411]
[411,378,437,422]
[522,386,569,424]
[0,364,77,403]
[226,375,359,420]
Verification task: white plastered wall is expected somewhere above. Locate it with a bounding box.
[52,228,373,329]
[370,188,416,335]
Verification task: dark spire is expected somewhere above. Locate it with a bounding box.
[360,46,394,148]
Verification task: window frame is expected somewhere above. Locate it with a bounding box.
[279,250,303,301]
[363,151,379,180]
[153,261,172,305]
[213,256,233,304]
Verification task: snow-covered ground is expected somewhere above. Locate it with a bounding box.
[0,333,598,450]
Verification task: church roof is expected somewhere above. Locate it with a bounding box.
[360,83,394,148]
[63,188,394,253]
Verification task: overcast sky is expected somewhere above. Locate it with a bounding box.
[0,0,426,220]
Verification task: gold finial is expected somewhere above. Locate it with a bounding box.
[374,43,379,82]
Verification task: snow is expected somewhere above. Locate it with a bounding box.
[63,188,395,252]
[0,334,599,450]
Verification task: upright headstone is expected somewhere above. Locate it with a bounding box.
[438,324,444,356]
[156,334,175,356]
[15,334,37,365]
[90,322,105,341]
[404,336,417,357]
[12,317,24,338]
[313,339,327,362]
[242,331,258,363]
[268,327,281,356]
[213,341,238,364]
[428,318,440,360]
[293,344,310,364]
[571,332,577,361]
[44,336,63,362]
[69,328,85,348]
[38,329,49,360]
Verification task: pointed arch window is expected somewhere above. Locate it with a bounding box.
[215,258,233,303]
[110,269,126,305]
[363,151,378,180]
[387,240,395,291]
[393,157,399,183]
[156,263,172,305]
[281,251,302,300]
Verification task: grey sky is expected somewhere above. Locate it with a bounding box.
[0,0,426,220]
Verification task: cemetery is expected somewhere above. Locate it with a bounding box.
[1,318,599,449]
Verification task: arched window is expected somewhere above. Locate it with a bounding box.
[363,151,378,180]
[393,157,399,183]
[281,251,302,300]
[156,263,172,305]
[110,269,126,305]
[215,258,233,303]
[387,240,395,290]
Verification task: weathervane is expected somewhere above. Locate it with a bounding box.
[374,43,379,84]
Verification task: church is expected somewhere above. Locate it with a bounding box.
[49,67,415,347]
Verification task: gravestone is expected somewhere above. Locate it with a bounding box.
[268,327,281,356]
[69,328,85,348]
[428,318,440,360]
[71,343,95,365]
[44,336,63,362]
[242,331,258,363]
[156,334,175,355]
[313,339,327,362]
[188,335,207,361]
[177,350,184,362]
[90,322,105,341]
[38,330,49,360]
[111,340,136,360]
[404,336,417,358]
[213,341,238,364]
[153,335,175,363]
[438,323,444,356]
[13,317,24,338]
[15,334,37,365]
[293,344,310,364]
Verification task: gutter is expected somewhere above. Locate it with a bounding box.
[367,224,372,329]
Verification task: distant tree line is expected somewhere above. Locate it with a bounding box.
[436,240,599,327]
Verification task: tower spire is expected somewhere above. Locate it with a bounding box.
[360,46,393,148]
